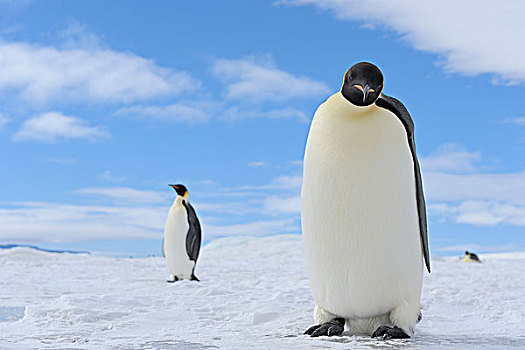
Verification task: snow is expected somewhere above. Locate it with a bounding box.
[1,235,524,349]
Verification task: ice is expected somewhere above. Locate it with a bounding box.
[0,236,524,349]
[0,307,25,322]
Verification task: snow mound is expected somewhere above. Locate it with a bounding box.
[0,235,524,349]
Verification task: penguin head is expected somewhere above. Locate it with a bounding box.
[341,62,384,107]
[169,184,189,200]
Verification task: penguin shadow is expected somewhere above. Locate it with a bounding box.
[413,332,525,350]
[278,328,416,347]
[138,339,218,350]
[306,332,416,348]
[289,332,525,349]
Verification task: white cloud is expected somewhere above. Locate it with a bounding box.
[232,175,302,192]
[421,143,481,173]
[212,174,302,215]
[0,113,9,129]
[0,202,166,243]
[76,187,166,204]
[437,243,518,253]
[505,117,525,127]
[212,55,329,101]
[0,173,304,244]
[194,202,260,215]
[264,195,301,215]
[12,112,110,142]
[204,218,298,239]
[0,41,199,104]
[114,103,210,123]
[43,157,78,165]
[0,195,299,244]
[248,161,266,168]
[430,200,525,227]
[220,106,308,122]
[0,0,30,13]
[112,54,323,124]
[279,0,525,84]
[0,24,22,35]
[56,21,105,50]
[424,171,525,206]
[116,101,309,124]
[193,174,303,216]
[98,171,127,183]
[419,143,525,227]
[272,175,302,189]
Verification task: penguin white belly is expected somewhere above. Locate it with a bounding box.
[302,92,423,320]
[164,204,195,279]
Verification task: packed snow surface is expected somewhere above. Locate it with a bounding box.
[1,235,524,349]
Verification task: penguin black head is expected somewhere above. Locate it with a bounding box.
[341,62,384,107]
[169,184,188,197]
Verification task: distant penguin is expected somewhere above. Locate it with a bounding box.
[463,251,481,263]
[302,62,431,340]
[163,184,201,282]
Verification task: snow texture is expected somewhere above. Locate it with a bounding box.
[1,235,524,349]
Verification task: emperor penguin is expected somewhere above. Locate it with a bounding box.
[163,184,201,282]
[463,251,481,263]
[302,62,431,340]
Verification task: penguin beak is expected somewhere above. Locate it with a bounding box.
[169,184,179,190]
[363,84,370,103]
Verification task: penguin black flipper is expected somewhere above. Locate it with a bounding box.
[375,94,431,273]
[182,201,202,266]
[161,238,166,258]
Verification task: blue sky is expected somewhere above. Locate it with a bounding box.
[1,0,524,257]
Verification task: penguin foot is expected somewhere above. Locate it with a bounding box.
[304,318,345,337]
[166,276,180,283]
[371,326,410,340]
[190,274,200,282]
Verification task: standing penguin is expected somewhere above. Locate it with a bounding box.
[302,62,430,340]
[163,184,201,282]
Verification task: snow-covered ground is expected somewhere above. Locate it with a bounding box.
[1,235,524,349]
